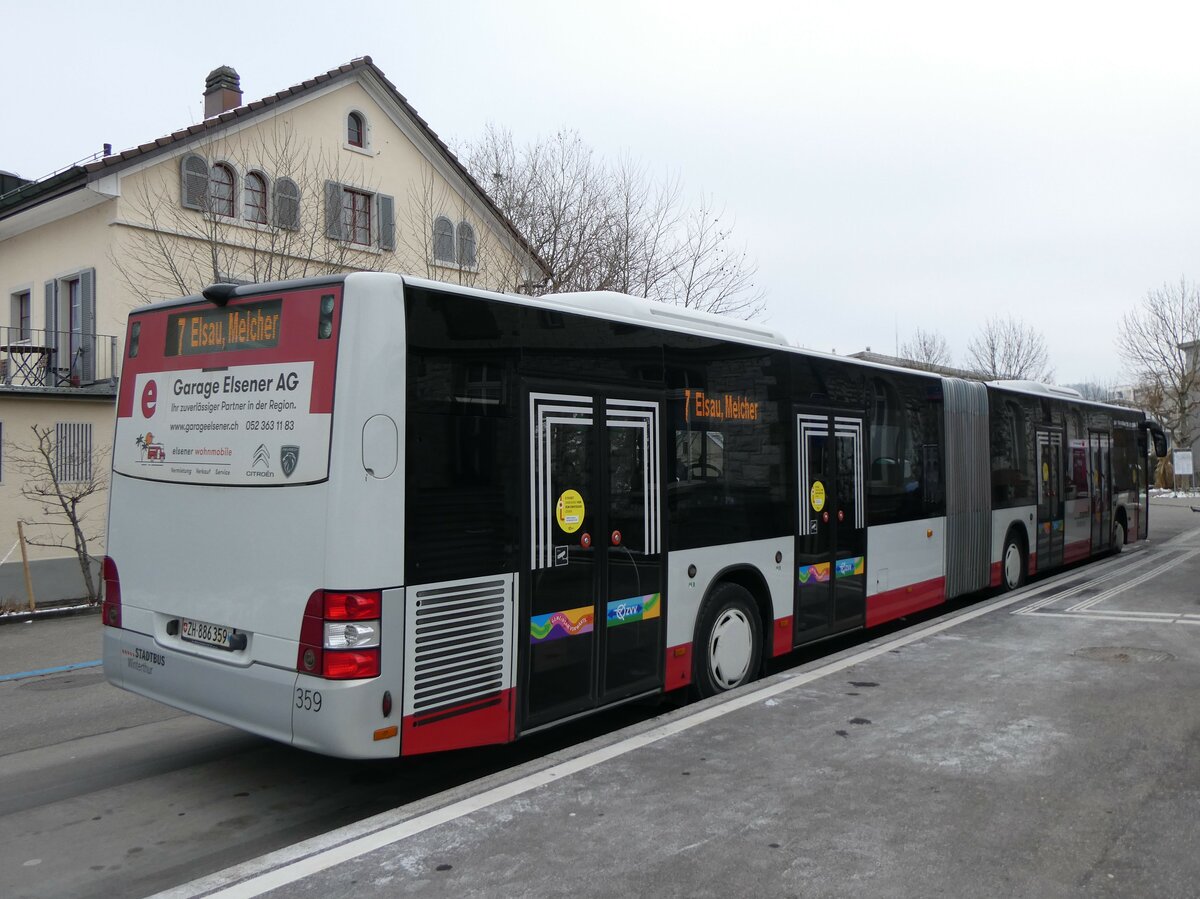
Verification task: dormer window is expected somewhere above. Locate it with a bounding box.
[347,112,365,148]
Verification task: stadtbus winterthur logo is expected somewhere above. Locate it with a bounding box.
[280,445,299,478]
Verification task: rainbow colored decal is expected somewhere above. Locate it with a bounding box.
[835,556,865,578]
[797,562,831,586]
[606,593,661,628]
[530,606,594,643]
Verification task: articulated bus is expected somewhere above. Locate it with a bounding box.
[102,273,1167,758]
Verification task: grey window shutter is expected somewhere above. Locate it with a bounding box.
[457,222,477,267]
[325,181,345,240]
[433,216,455,263]
[273,177,301,230]
[79,268,96,383]
[181,154,209,210]
[43,280,58,357]
[377,194,395,251]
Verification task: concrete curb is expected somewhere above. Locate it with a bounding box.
[0,602,100,626]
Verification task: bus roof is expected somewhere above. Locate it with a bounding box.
[136,272,957,387]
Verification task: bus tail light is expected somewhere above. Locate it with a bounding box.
[101,556,122,628]
[297,589,382,679]
[323,590,381,620]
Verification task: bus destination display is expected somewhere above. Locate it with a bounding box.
[165,299,282,357]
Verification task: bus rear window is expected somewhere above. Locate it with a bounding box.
[165,299,282,356]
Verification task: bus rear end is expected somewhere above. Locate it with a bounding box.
[104,273,407,758]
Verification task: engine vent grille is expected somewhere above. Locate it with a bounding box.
[408,578,511,714]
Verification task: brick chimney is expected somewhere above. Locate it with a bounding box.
[203,66,243,119]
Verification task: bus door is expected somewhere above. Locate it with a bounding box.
[1137,428,1150,540]
[793,410,866,643]
[1089,431,1113,551]
[522,389,663,729]
[1035,428,1065,571]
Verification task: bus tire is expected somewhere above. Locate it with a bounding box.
[1001,529,1027,592]
[1113,516,1126,553]
[693,582,762,698]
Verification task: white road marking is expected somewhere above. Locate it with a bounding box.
[1066,548,1200,612]
[1012,549,1159,615]
[1021,611,1200,626]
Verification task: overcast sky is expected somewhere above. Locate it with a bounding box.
[5,1,1198,384]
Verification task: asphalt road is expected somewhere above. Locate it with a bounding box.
[1,500,1195,899]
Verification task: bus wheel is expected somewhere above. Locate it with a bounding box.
[1113,517,1126,553]
[693,583,762,698]
[1001,531,1026,592]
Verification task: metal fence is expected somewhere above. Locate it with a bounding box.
[0,326,119,388]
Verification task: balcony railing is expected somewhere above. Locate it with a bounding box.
[0,326,119,389]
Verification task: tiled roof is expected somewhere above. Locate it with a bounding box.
[3,56,546,277]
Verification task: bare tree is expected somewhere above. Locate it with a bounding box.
[965,316,1053,381]
[111,123,388,305]
[459,125,764,317]
[397,161,527,291]
[1117,278,1200,447]
[899,328,952,371]
[10,425,109,604]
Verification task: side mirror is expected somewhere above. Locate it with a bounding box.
[1141,421,1168,458]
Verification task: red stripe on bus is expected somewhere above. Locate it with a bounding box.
[990,561,1002,588]
[664,643,692,692]
[399,688,515,756]
[866,577,945,627]
[1028,551,1037,576]
[1063,539,1091,563]
[772,617,793,657]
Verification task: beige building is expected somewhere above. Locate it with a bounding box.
[0,56,546,604]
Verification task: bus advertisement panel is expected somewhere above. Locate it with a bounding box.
[112,287,341,487]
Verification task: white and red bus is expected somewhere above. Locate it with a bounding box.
[102,273,1166,758]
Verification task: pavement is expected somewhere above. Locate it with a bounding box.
[148,498,1200,899]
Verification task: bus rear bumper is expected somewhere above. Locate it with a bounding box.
[103,627,401,759]
[104,626,297,747]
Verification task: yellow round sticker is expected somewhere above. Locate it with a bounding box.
[810,480,826,512]
[556,489,585,533]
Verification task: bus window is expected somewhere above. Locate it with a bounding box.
[1070,444,1089,499]
[675,429,724,481]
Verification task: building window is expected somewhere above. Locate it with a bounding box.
[55,422,93,482]
[245,172,268,224]
[433,216,455,263]
[325,181,393,249]
[210,164,236,217]
[457,222,477,267]
[347,112,365,148]
[342,188,372,246]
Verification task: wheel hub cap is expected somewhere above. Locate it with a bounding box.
[709,609,752,689]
